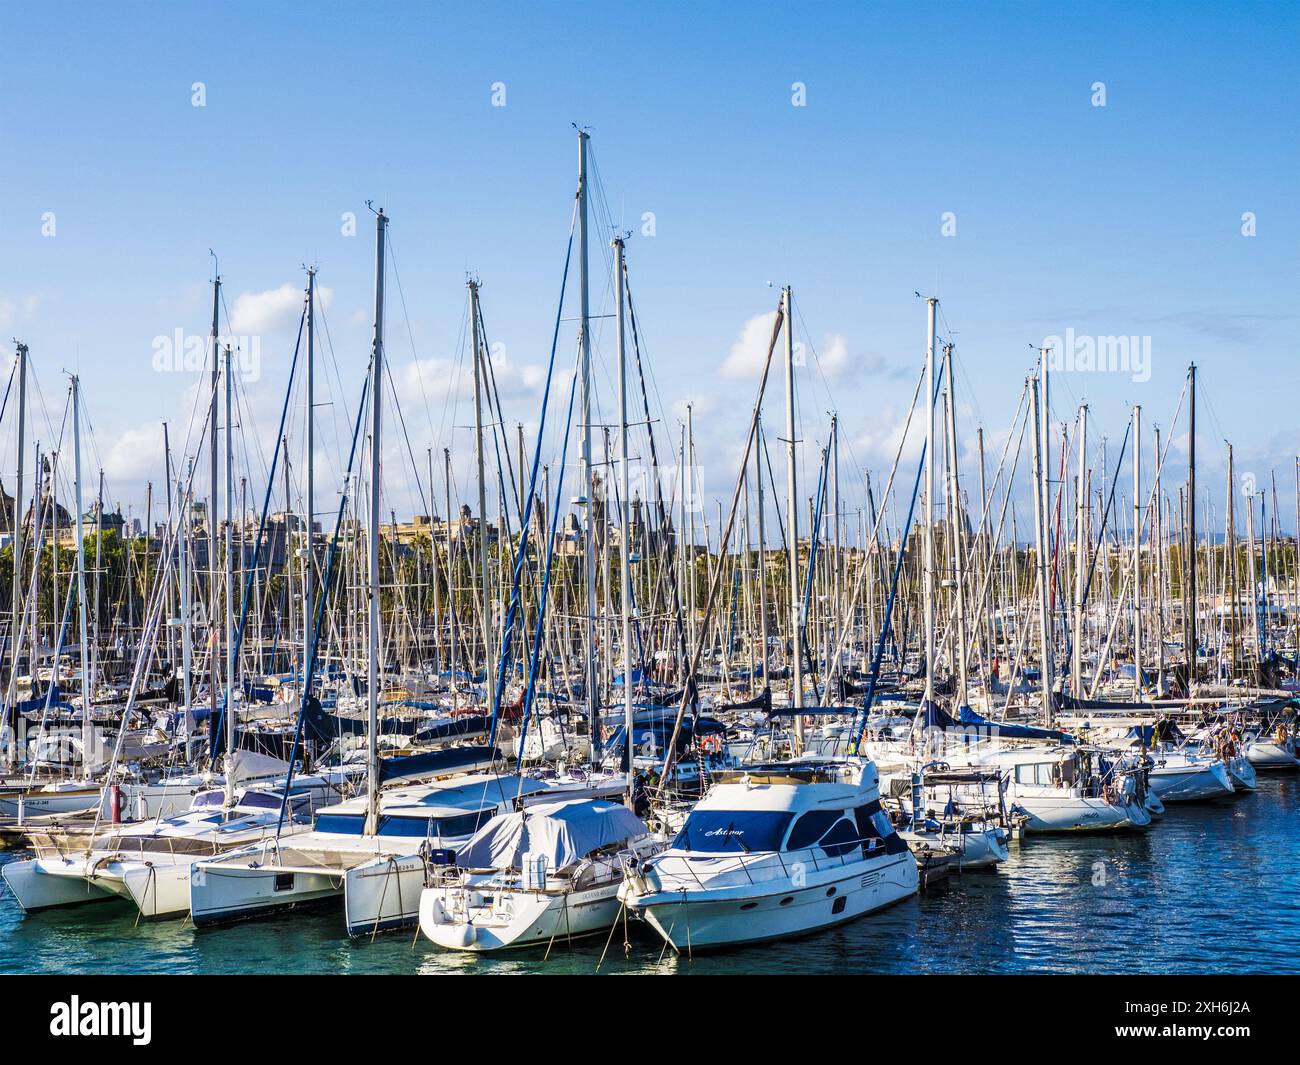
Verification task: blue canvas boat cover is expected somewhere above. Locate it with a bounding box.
[454,798,646,871]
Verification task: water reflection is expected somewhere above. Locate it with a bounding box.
[3,777,1297,975]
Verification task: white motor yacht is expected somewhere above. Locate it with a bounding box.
[619,759,917,950]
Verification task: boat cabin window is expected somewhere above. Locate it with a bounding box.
[426,808,496,840]
[237,791,282,811]
[673,810,795,854]
[313,808,497,839]
[784,810,844,850]
[852,803,904,856]
[314,813,366,835]
[818,818,860,858]
[1013,762,1059,787]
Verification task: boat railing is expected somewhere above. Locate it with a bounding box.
[666,834,888,889]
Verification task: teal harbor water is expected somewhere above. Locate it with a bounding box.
[3,774,1298,975]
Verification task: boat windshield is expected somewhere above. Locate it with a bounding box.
[673,810,795,854]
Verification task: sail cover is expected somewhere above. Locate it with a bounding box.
[455,798,647,872]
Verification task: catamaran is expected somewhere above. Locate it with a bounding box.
[1,784,320,917]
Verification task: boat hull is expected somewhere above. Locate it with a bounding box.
[1244,741,1299,769]
[1148,761,1234,802]
[627,854,918,951]
[189,858,343,926]
[1011,795,1149,833]
[419,881,623,951]
[343,854,427,936]
[1,856,127,912]
[0,787,102,819]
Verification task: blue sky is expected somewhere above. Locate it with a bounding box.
[0,1,1295,535]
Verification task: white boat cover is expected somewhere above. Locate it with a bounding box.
[455,798,646,872]
[227,749,292,783]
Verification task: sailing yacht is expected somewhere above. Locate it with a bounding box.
[1145,747,1236,802]
[975,744,1153,832]
[880,765,1010,869]
[1243,727,1300,768]
[619,758,917,950]
[418,797,659,951]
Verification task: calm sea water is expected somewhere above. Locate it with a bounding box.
[2,775,1297,975]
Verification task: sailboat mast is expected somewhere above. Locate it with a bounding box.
[180,480,193,751]
[1030,372,1054,722]
[831,413,841,688]
[1132,404,1142,700]
[444,447,458,712]
[614,236,634,800]
[755,420,769,689]
[1186,362,1197,683]
[468,279,494,723]
[943,341,969,707]
[208,273,221,737]
[1070,404,1087,700]
[223,345,236,808]
[9,342,25,721]
[782,286,803,746]
[71,375,92,775]
[922,298,937,708]
[304,267,316,691]
[366,208,388,836]
[1154,423,1165,692]
[576,130,600,763]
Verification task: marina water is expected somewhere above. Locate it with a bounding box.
[3,774,1296,975]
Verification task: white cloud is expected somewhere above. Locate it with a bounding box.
[718,312,898,385]
[398,349,550,405]
[719,311,780,379]
[230,283,333,335]
[0,292,43,330]
[102,423,168,485]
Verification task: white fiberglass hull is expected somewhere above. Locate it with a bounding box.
[1148,760,1234,802]
[343,854,427,936]
[0,786,102,819]
[119,860,198,918]
[951,826,1008,868]
[7,855,198,919]
[190,858,343,926]
[1244,741,1299,769]
[1227,756,1257,792]
[108,781,208,821]
[1,856,127,912]
[900,826,1008,869]
[1011,794,1150,833]
[419,880,622,951]
[626,853,917,951]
